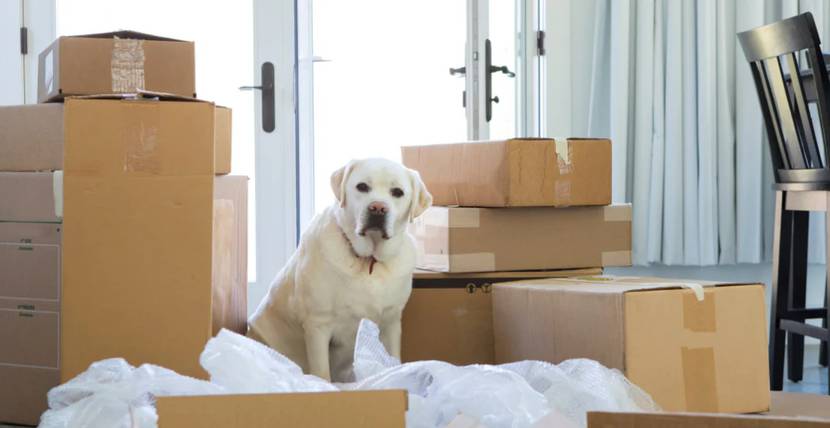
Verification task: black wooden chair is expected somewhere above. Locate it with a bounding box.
[738,12,830,393]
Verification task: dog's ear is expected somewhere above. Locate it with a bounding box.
[407,168,433,222]
[331,161,356,208]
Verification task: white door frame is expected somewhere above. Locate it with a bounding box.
[252,0,300,294]
[3,0,55,105]
[0,0,25,106]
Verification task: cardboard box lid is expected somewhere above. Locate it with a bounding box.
[155,390,408,428]
[495,275,751,295]
[584,392,830,427]
[585,411,830,428]
[413,267,602,281]
[67,30,187,42]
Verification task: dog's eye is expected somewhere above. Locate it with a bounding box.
[356,182,370,193]
[391,188,404,198]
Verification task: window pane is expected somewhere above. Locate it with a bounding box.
[312,0,467,213]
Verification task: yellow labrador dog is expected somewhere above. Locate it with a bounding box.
[247,158,432,381]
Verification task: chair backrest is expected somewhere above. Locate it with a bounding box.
[738,12,830,184]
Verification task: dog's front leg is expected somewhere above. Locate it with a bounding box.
[380,317,402,360]
[304,322,333,381]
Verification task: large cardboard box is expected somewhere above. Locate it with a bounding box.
[155,390,408,428]
[493,276,770,413]
[38,31,195,102]
[586,393,830,428]
[60,97,246,381]
[412,204,631,273]
[0,102,232,174]
[403,268,601,365]
[401,138,611,207]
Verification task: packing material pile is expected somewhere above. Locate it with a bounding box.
[39,320,658,428]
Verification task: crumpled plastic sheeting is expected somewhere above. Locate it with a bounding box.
[39,359,222,428]
[39,321,658,428]
[200,329,337,394]
[348,319,659,428]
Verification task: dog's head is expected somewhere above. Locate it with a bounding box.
[331,158,432,240]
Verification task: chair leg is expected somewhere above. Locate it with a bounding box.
[821,284,828,367]
[771,191,793,391]
[787,211,809,382]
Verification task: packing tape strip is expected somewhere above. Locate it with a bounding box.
[603,205,632,222]
[683,287,715,329]
[53,170,63,219]
[601,250,631,266]
[553,137,573,175]
[111,38,146,92]
[420,207,480,228]
[419,253,496,272]
[554,180,571,204]
[681,346,719,412]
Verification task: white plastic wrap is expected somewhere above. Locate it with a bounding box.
[39,358,222,428]
[39,322,658,428]
[200,328,337,394]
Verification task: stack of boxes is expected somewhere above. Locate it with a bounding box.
[0,31,248,425]
[402,139,771,414]
[399,138,629,365]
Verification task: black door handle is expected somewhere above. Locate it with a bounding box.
[240,62,275,133]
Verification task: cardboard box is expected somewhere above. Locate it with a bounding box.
[60,97,246,381]
[0,171,62,222]
[38,31,195,103]
[401,138,611,207]
[155,390,408,428]
[404,268,601,365]
[586,393,830,428]
[412,204,631,273]
[0,221,61,426]
[493,276,770,413]
[0,102,232,174]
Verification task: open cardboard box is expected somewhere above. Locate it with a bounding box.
[155,390,408,428]
[585,392,830,428]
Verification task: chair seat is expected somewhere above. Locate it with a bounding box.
[774,182,830,191]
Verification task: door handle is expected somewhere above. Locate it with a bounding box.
[240,62,275,133]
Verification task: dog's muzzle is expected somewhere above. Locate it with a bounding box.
[359,212,389,239]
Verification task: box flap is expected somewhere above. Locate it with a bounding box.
[68,30,186,42]
[156,391,408,428]
[767,392,830,419]
[496,275,758,296]
[586,411,830,428]
[68,89,209,103]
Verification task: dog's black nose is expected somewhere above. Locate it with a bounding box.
[368,201,388,215]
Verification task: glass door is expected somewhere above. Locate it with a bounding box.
[308,0,525,213]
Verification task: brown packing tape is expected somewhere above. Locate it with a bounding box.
[111,38,146,93]
[601,250,631,266]
[681,346,720,412]
[122,103,161,173]
[554,180,571,204]
[683,290,716,332]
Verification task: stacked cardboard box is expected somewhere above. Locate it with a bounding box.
[0,31,247,426]
[401,140,771,414]
[399,138,629,364]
